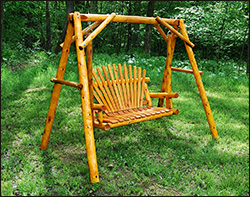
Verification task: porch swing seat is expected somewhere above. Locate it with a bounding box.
[92,63,179,131]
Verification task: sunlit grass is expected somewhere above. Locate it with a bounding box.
[1,51,249,196]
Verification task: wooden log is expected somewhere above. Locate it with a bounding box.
[69,13,179,26]
[50,78,83,90]
[155,16,195,48]
[60,21,102,48]
[171,67,203,75]
[73,12,99,183]
[41,17,74,151]
[149,92,179,98]
[158,34,176,108]
[154,24,168,43]
[79,13,116,49]
[179,19,218,139]
[86,32,94,111]
[93,104,106,111]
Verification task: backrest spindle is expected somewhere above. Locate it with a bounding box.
[92,64,149,113]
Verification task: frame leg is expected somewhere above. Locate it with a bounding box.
[40,20,74,150]
[179,20,219,139]
[74,12,99,183]
[158,33,176,108]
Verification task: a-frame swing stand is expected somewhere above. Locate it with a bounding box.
[40,12,219,183]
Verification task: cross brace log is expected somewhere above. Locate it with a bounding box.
[171,67,204,75]
[60,21,103,48]
[156,16,195,48]
[50,78,83,90]
[79,13,116,49]
[154,24,168,43]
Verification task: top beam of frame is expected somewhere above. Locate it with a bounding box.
[69,13,179,26]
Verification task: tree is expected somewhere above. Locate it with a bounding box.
[46,1,51,51]
[54,1,74,54]
[126,1,132,52]
[0,0,3,65]
[132,1,141,48]
[144,0,155,54]
[90,1,98,13]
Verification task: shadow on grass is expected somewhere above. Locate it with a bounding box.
[92,119,248,195]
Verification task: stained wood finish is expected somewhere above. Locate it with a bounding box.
[92,64,178,130]
[156,16,194,48]
[41,18,74,150]
[74,12,99,183]
[158,33,176,108]
[69,13,179,26]
[42,11,219,186]
[92,64,153,113]
[179,19,219,139]
[93,107,179,130]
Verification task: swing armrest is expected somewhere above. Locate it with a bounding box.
[149,92,179,98]
[93,104,106,125]
[93,104,107,111]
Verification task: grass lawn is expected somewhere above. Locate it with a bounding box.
[1,51,249,196]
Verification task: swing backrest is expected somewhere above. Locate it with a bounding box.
[92,64,151,113]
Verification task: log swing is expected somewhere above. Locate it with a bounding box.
[40,12,219,183]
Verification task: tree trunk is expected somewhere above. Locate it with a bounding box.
[46,1,51,51]
[90,1,98,13]
[144,0,155,54]
[54,1,74,54]
[0,0,3,65]
[126,1,132,52]
[132,1,141,48]
[216,1,228,63]
[99,1,102,13]
[247,40,249,74]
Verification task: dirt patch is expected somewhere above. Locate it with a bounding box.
[144,183,181,196]
[25,87,46,93]
[54,145,86,164]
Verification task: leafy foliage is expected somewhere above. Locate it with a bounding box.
[175,1,249,62]
[2,1,249,64]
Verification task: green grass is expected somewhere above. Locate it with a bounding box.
[1,50,249,196]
